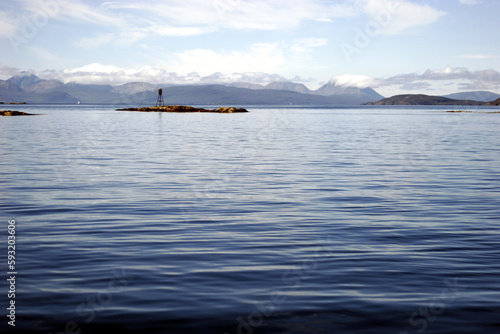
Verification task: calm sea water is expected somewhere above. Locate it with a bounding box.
[1,105,499,334]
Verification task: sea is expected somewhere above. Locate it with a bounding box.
[1,104,499,334]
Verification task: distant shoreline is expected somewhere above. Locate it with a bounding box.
[365,94,500,106]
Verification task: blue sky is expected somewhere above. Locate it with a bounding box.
[1,0,499,95]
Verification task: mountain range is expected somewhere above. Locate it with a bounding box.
[2,74,500,106]
[442,91,500,102]
[0,74,383,105]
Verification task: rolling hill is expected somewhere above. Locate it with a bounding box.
[364,94,483,106]
[484,98,500,106]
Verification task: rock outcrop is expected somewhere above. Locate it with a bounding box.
[117,105,248,113]
[1,110,39,116]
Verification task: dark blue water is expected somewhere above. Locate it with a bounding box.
[1,105,499,334]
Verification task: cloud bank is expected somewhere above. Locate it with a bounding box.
[1,64,291,86]
[2,64,500,95]
[327,66,500,92]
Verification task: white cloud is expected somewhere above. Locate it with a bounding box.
[43,0,444,38]
[38,62,293,86]
[328,67,500,94]
[173,43,286,74]
[30,0,352,47]
[9,63,500,96]
[199,71,288,84]
[43,38,327,84]
[171,39,328,75]
[399,81,431,91]
[421,66,471,79]
[65,63,126,74]
[374,66,500,92]
[329,74,375,88]
[362,0,446,34]
[56,67,131,85]
[0,66,25,80]
[17,0,123,26]
[3,0,129,46]
[103,0,357,31]
[3,0,447,51]
[290,38,328,52]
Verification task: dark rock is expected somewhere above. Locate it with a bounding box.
[1,110,39,116]
[117,105,249,113]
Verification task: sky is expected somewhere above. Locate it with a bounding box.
[1,0,499,96]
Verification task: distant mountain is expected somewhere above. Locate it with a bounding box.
[27,91,78,104]
[443,91,500,102]
[28,80,64,93]
[0,80,23,95]
[365,94,483,106]
[0,75,114,103]
[0,78,78,103]
[228,82,264,90]
[0,79,24,102]
[7,74,43,91]
[9,73,499,107]
[1,74,384,105]
[112,82,157,95]
[314,81,384,103]
[119,85,351,105]
[54,82,122,103]
[264,82,311,94]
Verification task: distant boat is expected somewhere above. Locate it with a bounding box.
[77,101,80,105]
